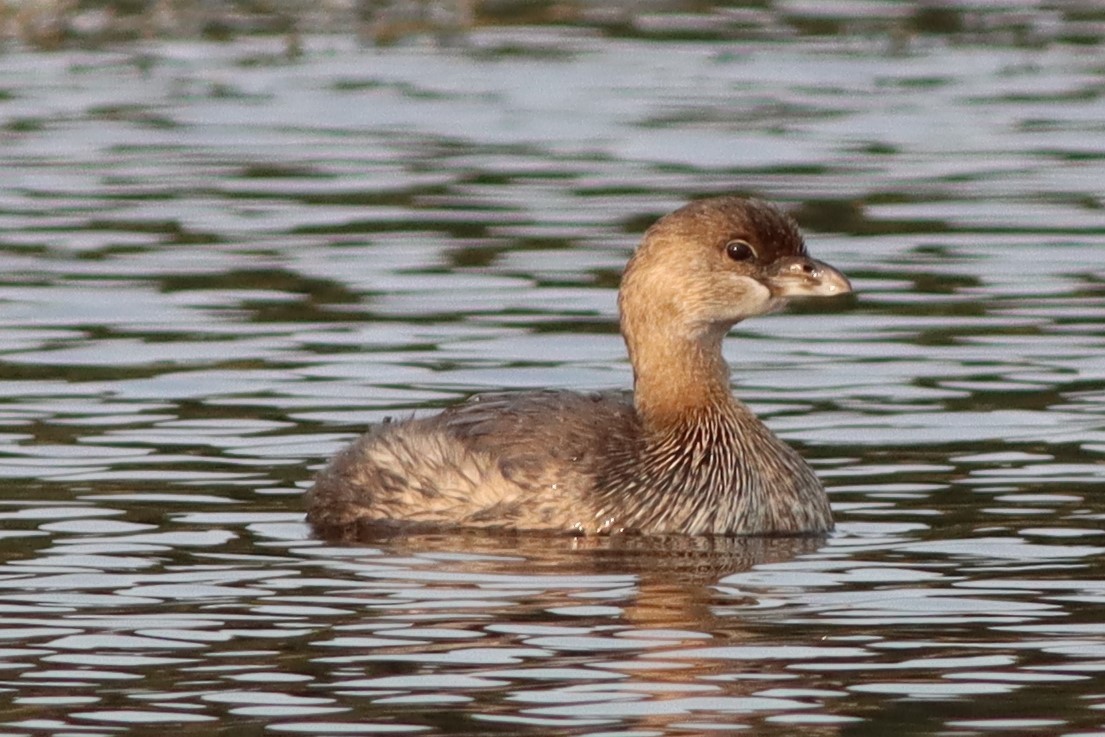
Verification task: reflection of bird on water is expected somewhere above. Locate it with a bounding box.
[306,197,851,538]
[322,531,833,733]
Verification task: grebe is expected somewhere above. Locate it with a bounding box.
[306,196,851,536]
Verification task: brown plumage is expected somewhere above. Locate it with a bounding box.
[305,196,852,537]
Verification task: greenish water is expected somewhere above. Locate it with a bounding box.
[1,3,1104,735]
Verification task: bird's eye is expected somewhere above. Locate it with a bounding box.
[725,240,756,262]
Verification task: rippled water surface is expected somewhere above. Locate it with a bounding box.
[2,3,1105,735]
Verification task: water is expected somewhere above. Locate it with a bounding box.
[2,3,1105,734]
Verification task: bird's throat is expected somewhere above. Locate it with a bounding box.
[629,330,737,433]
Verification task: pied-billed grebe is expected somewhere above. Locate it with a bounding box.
[306,196,852,537]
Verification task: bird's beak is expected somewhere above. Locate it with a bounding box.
[762,257,852,299]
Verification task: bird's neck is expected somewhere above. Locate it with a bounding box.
[625,322,739,432]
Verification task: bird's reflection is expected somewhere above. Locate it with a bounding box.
[326,529,826,636]
[310,529,840,733]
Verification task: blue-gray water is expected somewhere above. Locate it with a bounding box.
[1,3,1105,735]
